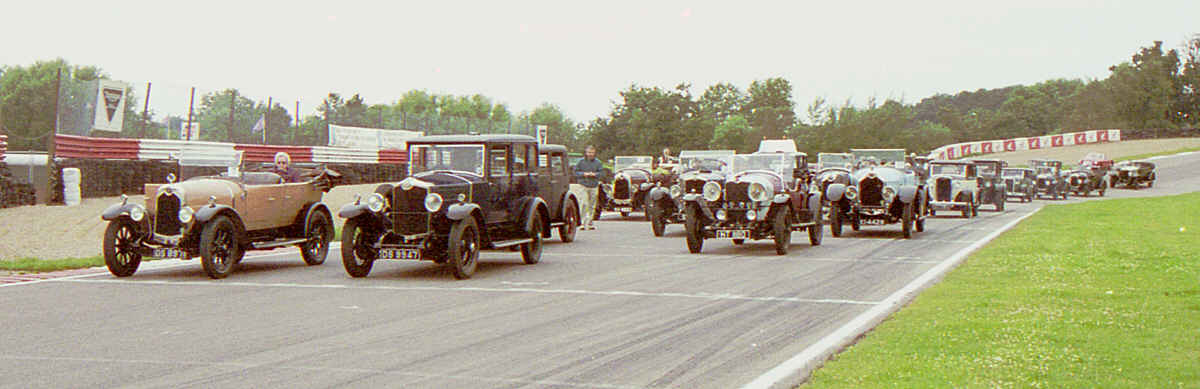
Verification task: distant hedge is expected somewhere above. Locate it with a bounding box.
[49,159,409,200]
[1118,128,1200,140]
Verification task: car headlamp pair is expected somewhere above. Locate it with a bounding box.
[702,182,722,202]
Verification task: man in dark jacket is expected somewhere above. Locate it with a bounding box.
[574,145,604,230]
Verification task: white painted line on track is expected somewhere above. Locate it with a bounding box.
[54,278,880,306]
[803,257,940,265]
[0,243,341,289]
[742,206,1043,389]
[0,354,638,389]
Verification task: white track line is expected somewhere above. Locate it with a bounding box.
[0,243,340,289]
[55,278,880,306]
[0,354,637,389]
[741,206,1043,389]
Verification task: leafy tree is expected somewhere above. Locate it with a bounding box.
[710,115,753,152]
[745,77,795,140]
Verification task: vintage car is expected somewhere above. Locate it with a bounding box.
[928,160,980,218]
[1065,166,1108,197]
[537,144,582,242]
[1001,168,1036,203]
[339,134,551,279]
[1032,159,1068,200]
[608,155,655,218]
[685,152,822,254]
[647,150,733,237]
[969,159,1007,211]
[825,149,927,238]
[100,149,340,279]
[1110,160,1156,188]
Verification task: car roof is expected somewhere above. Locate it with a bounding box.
[968,159,1004,164]
[930,160,972,165]
[538,144,567,153]
[407,134,537,145]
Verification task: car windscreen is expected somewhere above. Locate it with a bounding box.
[614,156,653,171]
[850,149,905,165]
[931,164,966,176]
[1036,166,1054,175]
[818,154,853,170]
[409,144,485,176]
[732,154,792,176]
[1002,169,1024,177]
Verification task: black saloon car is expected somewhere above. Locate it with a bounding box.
[339,135,552,279]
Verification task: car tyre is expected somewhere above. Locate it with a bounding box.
[901,202,914,239]
[732,238,744,245]
[341,218,375,278]
[300,211,333,266]
[520,213,543,265]
[558,199,579,243]
[103,220,142,277]
[830,204,843,237]
[449,217,481,279]
[200,215,242,279]
[773,208,790,255]
[650,211,666,237]
[684,205,704,254]
[807,205,823,246]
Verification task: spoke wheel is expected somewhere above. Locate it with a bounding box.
[449,218,480,279]
[200,215,242,279]
[300,211,332,266]
[558,199,579,243]
[341,218,376,278]
[103,221,142,277]
[520,213,543,265]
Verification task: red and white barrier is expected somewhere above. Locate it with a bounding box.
[54,135,407,164]
[928,129,1121,160]
[0,135,7,162]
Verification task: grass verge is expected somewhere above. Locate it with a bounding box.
[805,192,1200,388]
[0,256,105,273]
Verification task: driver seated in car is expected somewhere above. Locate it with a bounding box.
[273,152,303,183]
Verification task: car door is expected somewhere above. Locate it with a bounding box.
[542,151,566,219]
[510,143,538,223]
[485,144,511,225]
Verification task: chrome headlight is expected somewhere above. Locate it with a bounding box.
[669,184,682,198]
[702,182,722,202]
[177,206,194,224]
[366,193,386,213]
[748,182,770,202]
[716,209,727,221]
[639,182,654,191]
[129,205,145,222]
[845,186,858,200]
[746,209,758,221]
[882,187,896,201]
[423,193,443,212]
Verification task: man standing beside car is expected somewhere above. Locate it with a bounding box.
[575,145,604,230]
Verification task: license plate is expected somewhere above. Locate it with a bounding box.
[152,248,187,259]
[617,207,633,213]
[379,248,421,260]
[715,230,750,239]
[862,219,885,225]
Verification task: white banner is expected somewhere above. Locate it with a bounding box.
[329,124,422,150]
[93,79,129,133]
[536,125,548,145]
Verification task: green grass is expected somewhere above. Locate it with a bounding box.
[0,256,105,273]
[806,192,1200,388]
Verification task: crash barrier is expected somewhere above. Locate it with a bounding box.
[62,168,81,206]
[0,135,7,161]
[927,129,1122,160]
[43,134,410,201]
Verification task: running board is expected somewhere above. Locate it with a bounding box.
[490,238,533,249]
[251,238,309,250]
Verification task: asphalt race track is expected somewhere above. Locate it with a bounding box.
[2,151,1197,389]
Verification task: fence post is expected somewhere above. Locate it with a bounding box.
[140,82,152,138]
[46,67,62,204]
[185,87,195,141]
[227,89,236,143]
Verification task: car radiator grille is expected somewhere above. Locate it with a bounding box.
[725,182,750,203]
[155,193,182,236]
[613,178,631,200]
[859,177,883,206]
[935,178,952,201]
[392,212,430,235]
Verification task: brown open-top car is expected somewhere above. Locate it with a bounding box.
[100,149,341,279]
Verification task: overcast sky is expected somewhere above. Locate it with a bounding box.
[2,0,1198,124]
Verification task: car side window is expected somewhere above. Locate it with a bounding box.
[551,152,566,176]
[489,145,509,178]
[513,144,529,174]
[538,153,550,174]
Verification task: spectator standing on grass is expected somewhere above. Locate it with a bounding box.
[273,152,303,183]
[574,145,604,230]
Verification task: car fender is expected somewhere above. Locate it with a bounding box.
[194,204,247,238]
[520,197,551,234]
[772,193,790,204]
[825,183,846,202]
[446,202,480,221]
[301,202,332,233]
[898,185,918,204]
[338,202,373,219]
[807,192,822,211]
[560,191,580,220]
[649,187,669,202]
[682,193,703,202]
[101,202,143,222]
